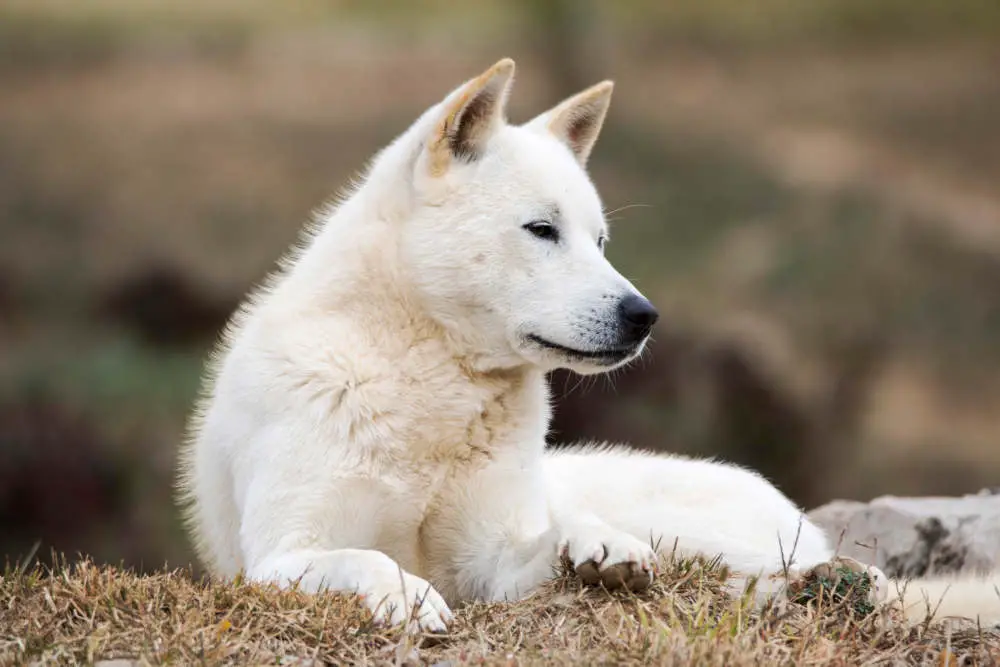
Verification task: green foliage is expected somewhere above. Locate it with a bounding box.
[790,564,876,619]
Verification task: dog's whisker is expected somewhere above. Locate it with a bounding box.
[604,202,652,217]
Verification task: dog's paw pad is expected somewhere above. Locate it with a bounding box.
[575,560,603,586]
[563,530,655,592]
[599,561,652,592]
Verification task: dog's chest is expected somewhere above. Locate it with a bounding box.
[361,368,544,573]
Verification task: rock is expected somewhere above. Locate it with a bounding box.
[807,493,1000,578]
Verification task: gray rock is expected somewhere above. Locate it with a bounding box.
[807,492,1000,578]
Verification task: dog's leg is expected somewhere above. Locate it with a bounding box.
[248,548,452,631]
[543,445,834,573]
[476,513,657,602]
[427,452,655,603]
[238,469,452,632]
[463,520,655,603]
[543,443,880,612]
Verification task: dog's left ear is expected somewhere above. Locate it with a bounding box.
[527,81,614,166]
[426,58,515,175]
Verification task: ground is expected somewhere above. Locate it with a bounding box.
[2,555,997,665]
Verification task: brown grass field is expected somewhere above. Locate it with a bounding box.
[2,554,998,666]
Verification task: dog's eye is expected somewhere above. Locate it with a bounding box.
[522,221,559,243]
[597,236,608,253]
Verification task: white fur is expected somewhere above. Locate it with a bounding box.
[177,59,1000,631]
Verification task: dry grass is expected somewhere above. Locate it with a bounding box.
[2,555,996,666]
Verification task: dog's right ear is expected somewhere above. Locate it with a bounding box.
[425,58,515,176]
[525,81,613,166]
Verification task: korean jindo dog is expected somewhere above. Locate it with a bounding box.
[178,58,1000,631]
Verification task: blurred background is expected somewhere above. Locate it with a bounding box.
[2,0,1000,574]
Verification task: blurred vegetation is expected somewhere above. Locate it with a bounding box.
[2,0,1000,572]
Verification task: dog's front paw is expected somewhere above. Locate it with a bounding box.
[358,570,453,632]
[559,525,656,592]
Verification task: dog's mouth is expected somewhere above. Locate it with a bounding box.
[525,333,638,365]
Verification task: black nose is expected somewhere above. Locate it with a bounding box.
[617,293,659,342]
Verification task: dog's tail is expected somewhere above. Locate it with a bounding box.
[892,574,1000,625]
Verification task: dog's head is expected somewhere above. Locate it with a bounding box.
[400,58,657,375]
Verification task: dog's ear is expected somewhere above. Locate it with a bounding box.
[426,58,515,174]
[527,81,613,166]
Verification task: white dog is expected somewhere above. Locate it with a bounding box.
[177,59,1000,631]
